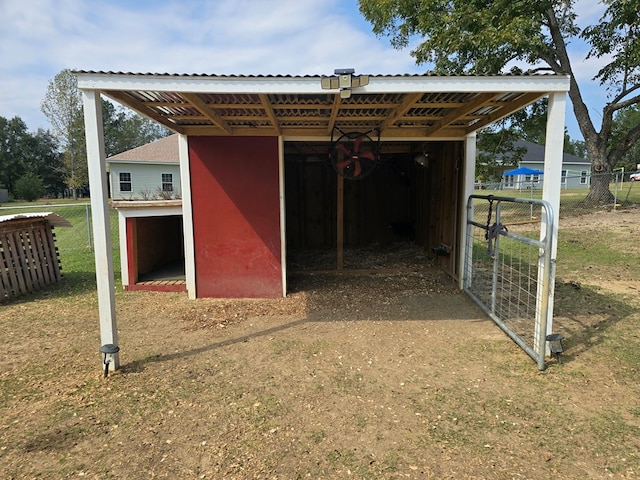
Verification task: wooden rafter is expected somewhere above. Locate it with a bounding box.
[465,92,544,134]
[181,92,233,134]
[378,92,424,133]
[102,87,552,140]
[326,94,342,134]
[259,94,281,135]
[423,92,500,136]
[103,90,186,134]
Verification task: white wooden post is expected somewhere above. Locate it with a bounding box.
[178,134,197,299]
[459,132,477,289]
[82,89,119,371]
[539,91,567,350]
[278,136,287,297]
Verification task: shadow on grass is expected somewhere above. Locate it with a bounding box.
[0,271,107,307]
[552,279,639,364]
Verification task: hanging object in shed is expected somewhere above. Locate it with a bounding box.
[329,128,380,180]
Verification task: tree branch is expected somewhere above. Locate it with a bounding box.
[608,121,640,165]
[544,8,598,142]
[609,84,640,107]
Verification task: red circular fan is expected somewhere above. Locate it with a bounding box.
[330,131,379,180]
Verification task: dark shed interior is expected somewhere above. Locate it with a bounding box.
[284,140,463,276]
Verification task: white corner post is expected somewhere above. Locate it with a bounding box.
[82,89,119,371]
[278,136,287,297]
[178,134,197,299]
[459,132,477,289]
[538,91,567,351]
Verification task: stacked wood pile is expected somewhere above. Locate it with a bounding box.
[0,213,70,300]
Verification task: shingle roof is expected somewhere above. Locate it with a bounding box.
[107,134,179,163]
[516,140,589,164]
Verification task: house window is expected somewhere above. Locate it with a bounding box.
[580,170,589,184]
[561,170,567,184]
[119,172,132,192]
[162,173,173,192]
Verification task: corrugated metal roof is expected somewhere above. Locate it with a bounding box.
[75,71,570,139]
[0,212,72,227]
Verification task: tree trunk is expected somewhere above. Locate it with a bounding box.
[584,167,614,206]
[579,127,614,205]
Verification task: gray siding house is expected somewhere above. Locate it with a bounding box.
[500,140,590,189]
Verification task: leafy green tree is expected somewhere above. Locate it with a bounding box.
[101,100,171,157]
[0,116,30,192]
[0,116,64,198]
[359,0,640,204]
[610,105,640,173]
[13,172,45,201]
[24,129,67,197]
[41,69,85,199]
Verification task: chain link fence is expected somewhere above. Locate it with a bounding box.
[0,203,120,276]
[475,172,640,217]
[1,172,638,278]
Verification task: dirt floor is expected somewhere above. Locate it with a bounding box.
[1,210,639,479]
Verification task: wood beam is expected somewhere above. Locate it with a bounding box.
[103,91,186,134]
[465,92,544,133]
[326,94,341,135]
[181,92,233,134]
[336,173,344,270]
[423,92,499,136]
[379,92,423,133]
[259,94,281,135]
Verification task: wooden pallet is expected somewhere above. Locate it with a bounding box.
[0,218,62,300]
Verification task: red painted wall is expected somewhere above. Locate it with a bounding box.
[188,136,282,298]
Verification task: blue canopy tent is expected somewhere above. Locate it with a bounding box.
[504,167,544,176]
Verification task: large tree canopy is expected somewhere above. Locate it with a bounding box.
[0,116,65,198]
[359,0,640,203]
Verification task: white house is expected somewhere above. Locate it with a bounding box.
[107,134,181,200]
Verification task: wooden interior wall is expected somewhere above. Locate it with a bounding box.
[134,216,184,277]
[285,141,462,277]
[415,141,463,276]
[285,156,419,248]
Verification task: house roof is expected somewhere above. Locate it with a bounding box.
[107,133,179,164]
[76,71,570,140]
[516,140,589,165]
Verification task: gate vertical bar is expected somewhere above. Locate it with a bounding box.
[490,200,502,314]
[535,202,554,370]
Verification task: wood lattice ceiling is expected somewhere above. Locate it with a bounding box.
[76,72,569,140]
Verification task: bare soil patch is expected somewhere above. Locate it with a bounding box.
[1,214,639,479]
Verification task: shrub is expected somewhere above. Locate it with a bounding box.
[13,172,46,201]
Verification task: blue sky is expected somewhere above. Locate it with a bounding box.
[0,0,609,141]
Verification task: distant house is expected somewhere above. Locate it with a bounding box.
[496,140,590,189]
[107,134,180,200]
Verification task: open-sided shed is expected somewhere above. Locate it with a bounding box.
[77,71,569,370]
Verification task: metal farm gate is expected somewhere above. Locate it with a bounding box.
[463,195,556,370]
